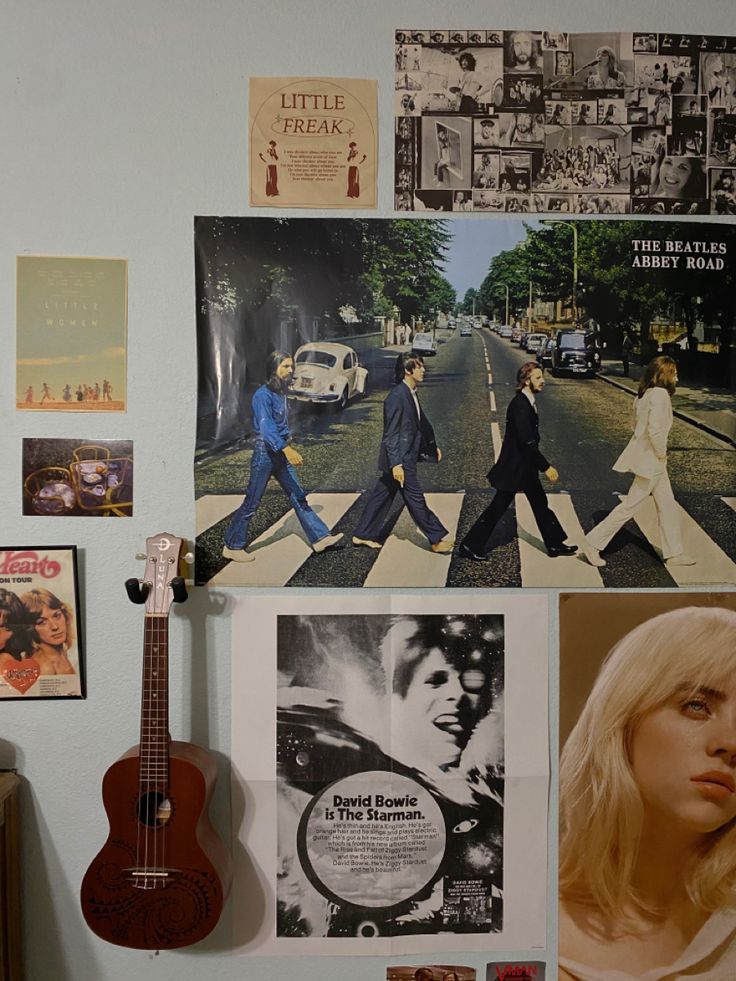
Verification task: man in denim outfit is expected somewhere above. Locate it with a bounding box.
[222,350,342,562]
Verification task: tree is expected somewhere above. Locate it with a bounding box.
[460,288,478,315]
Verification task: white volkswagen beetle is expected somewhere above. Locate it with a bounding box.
[289,342,368,410]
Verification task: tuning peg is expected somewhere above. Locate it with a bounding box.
[183,551,194,564]
[170,576,188,604]
[125,578,149,604]
[135,552,147,561]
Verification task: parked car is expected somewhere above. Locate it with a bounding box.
[411,331,437,356]
[539,335,556,369]
[551,329,601,378]
[524,332,548,354]
[289,342,367,409]
[459,323,473,337]
[498,324,513,338]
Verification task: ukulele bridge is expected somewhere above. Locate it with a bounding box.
[125,868,174,889]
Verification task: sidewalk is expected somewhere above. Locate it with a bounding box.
[597,359,735,447]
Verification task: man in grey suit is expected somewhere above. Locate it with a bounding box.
[459,361,576,560]
[352,352,454,553]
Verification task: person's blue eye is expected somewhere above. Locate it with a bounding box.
[682,697,712,717]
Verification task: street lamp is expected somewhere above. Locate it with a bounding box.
[505,284,510,326]
[541,219,578,324]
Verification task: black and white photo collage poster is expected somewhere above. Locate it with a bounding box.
[394,29,736,217]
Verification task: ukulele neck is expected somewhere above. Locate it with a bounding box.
[139,615,170,789]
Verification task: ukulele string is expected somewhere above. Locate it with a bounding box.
[135,611,147,881]
[159,608,167,884]
[151,612,158,886]
[153,611,162,885]
[144,613,153,885]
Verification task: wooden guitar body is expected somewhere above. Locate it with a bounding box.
[82,741,231,949]
[81,534,231,949]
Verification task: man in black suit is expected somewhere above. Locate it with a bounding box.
[459,361,576,560]
[352,352,453,553]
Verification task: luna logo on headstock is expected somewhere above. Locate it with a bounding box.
[124,532,189,613]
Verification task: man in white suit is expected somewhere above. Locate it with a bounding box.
[581,356,695,568]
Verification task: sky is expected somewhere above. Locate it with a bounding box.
[16,257,127,400]
[441,219,538,303]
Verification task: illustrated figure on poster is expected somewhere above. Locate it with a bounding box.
[549,102,567,126]
[581,356,695,569]
[600,102,618,126]
[704,53,728,105]
[40,381,53,405]
[449,52,489,113]
[476,117,500,148]
[649,92,671,126]
[24,385,33,405]
[543,31,569,51]
[0,589,33,667]
[102,378,112,401]
[505,31,542,73]
[351,352,454,554]
[385,616,500,780]
[504,112,544,145]
[555,51,574,76]
[21,588,76,675]
[346,141,366,198]
[398,117,413,140]
[713,171,736,214]
[434,126,450,184]
[649,148,706,200]
[586,47,626,89]
[221,351,343,563]
[559,606,736,979]
[473,153,496,188]
[453,191,472,211]
[459,362,576,562]
[61,383,71,402]
[75,384,84,402]
[259,140,279,197]
[621,331,634,377]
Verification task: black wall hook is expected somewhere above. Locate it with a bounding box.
[125,578,149,604]
[170,576,188,604]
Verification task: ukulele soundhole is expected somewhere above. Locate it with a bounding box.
[137,791,172,827]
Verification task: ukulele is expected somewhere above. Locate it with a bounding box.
[81,533,231,949]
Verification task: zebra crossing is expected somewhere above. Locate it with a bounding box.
[197,335,735,588]
[201,492,359,586]
[196,489,736,587]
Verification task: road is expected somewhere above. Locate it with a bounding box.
[195,327,736,588]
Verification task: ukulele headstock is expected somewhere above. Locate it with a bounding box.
[142,533,185,616]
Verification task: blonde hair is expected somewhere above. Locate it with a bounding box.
[560,606,736,921]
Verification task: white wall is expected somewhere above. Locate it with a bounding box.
[3,2,733,979]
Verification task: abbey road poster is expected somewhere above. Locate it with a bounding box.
[229,593,548,955]
[194,215,736,589]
